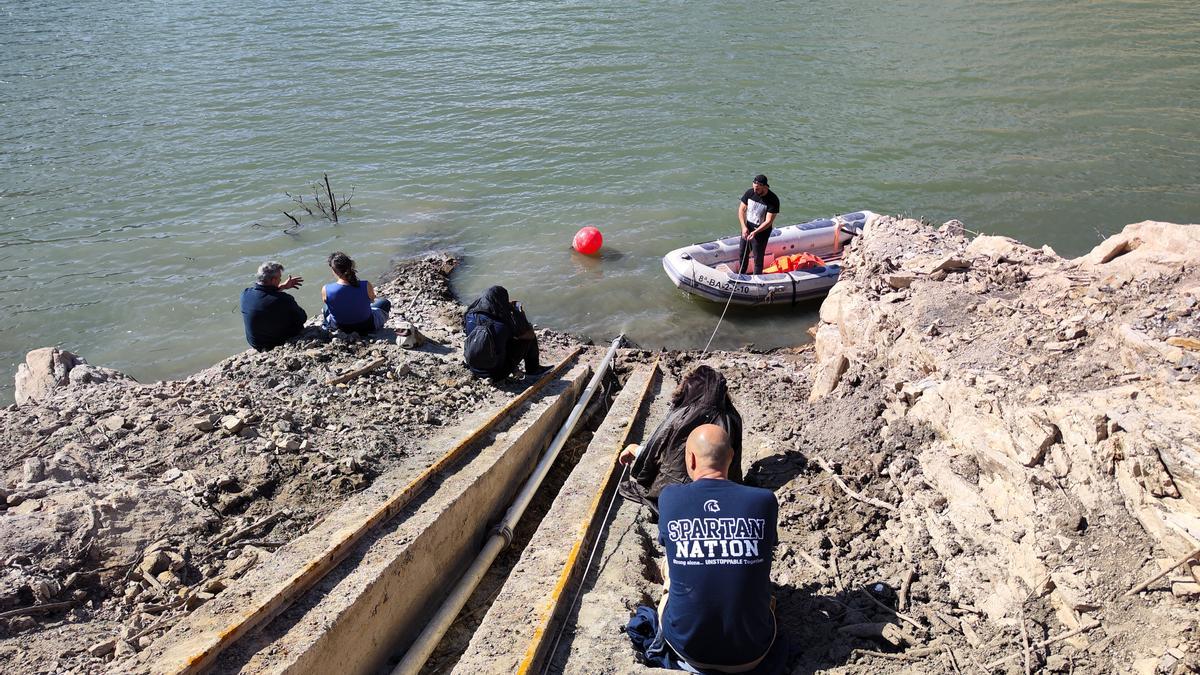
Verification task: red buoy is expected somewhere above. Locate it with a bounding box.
[572,226,603,255]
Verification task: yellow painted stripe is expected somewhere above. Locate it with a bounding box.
[172,347,586,674]
[515,358,661,674]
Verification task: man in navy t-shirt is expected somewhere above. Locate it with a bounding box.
[737,174,781,275]
[657,424,780,672]
[240,261,307,351]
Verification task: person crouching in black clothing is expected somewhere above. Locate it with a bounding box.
[462,285,550,381]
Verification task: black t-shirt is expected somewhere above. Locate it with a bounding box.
[740,189,781,227]
[658,478,778,667]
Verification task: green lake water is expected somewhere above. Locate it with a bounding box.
[2,0,1198,401]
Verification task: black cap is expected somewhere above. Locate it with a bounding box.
[753,174,769,186]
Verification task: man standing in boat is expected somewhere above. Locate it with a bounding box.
[737,174,780,275]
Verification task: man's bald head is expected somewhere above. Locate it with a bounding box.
[685,424,733,479]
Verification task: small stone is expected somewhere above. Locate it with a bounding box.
[192,414,220,432]
[926,255,971,274]
[220,415,245,433]
[88,638,117,657]
[1166,336,1200,351]
[22,457,46,483]
[159,468,183,484]
[1056,325,1087,340]
[8,497,41,514]
[102,415,128,432]
[141,550,171,576]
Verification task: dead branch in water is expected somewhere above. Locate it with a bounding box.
[281,211,302,235]
[310,173,353,224]
[275,175,355,231]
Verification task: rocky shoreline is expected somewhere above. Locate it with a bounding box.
[2,216,1198,674]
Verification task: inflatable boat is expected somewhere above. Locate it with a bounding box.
[662,210,878,305]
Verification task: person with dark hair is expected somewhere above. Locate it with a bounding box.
[462,285,549,381]
[737,174,781,275]
[617,365,743,513]
[321,251,391,336]
[240,261,307,351]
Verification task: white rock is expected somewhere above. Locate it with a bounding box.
[14,347,76,405]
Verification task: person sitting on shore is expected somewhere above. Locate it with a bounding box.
[240,261,307,351]
[617,365,744,514]
[462,285,549,381]
[625,424,785,673]
[321,251,391,336]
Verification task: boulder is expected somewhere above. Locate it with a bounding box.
[192,414,221,432]
[14,348,77,405]
[1007,409,1058,467]
[924,255,971,274]
[965,234,1037,262]
[68,363,125,385]
[809,354,849,402]
[938,219,965,236]
[220,415,245,434]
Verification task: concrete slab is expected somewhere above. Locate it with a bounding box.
[452,362,659,674]
[137,361,591,675]
[546,371,680,675]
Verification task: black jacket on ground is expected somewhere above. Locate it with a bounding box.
[241,284,307,351]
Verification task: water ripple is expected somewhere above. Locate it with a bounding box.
[0,0,1197,401]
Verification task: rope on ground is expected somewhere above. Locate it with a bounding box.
[541,463,632,673]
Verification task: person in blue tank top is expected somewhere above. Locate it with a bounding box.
[654,424,786,674]
[321,251,391,336]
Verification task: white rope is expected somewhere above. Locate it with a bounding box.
[542,463,632,673]
[701,281,738,355]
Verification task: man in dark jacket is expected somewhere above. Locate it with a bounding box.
[240,261,307,351]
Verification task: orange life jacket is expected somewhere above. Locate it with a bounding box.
[763,252,826,274]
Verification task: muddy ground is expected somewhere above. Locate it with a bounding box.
[2,215,1198,674]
